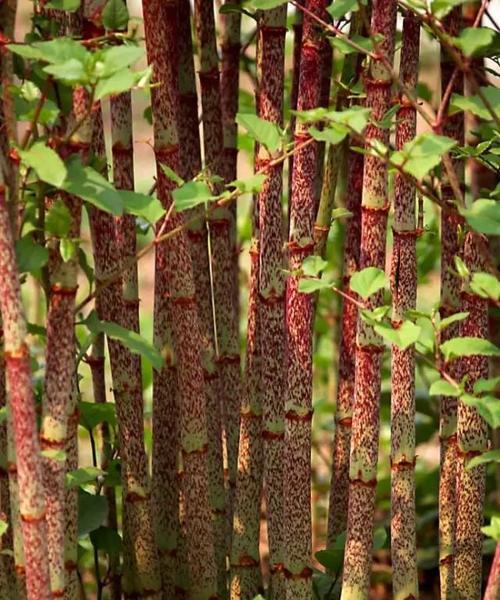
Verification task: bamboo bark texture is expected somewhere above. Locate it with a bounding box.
[390,12,420,600]
[144,1,218,597]
[284,1,326,597]
[341,2,397,598]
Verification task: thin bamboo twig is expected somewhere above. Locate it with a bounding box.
[144,1,218,597]
[390,12,420,600]
[284,1,326,597]
[0,185,51,599]
[340,2,397,598]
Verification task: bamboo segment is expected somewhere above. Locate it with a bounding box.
[390,13,420,600]
[484,544,500,600]
[341,3,397,599]
[0,186,51,599]
[255,6,287,599]
[144,2,218,597]
[284,1,326,597]
[438,10,464,598]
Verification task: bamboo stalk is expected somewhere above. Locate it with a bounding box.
[484,543,500,600]
[193,0,242,514]
[177,1,228,592]
[251,6,288,599]
[438,9,464,598]
[288,9,303,214]
[0,185,51,599]
[390,12,420,600]
[284,1,326,597]
[340,3,397,598]
[143,2,218,597]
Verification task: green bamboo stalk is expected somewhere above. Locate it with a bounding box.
[0,185,51,599]
[284,1,326,597]
[89,106,161,598]
[253,6,288,599]
[193,0,242,513]
[390,12,420,600]
[438,10,464,597]
[143,2,218,598]
[340,2,397,598]
[177,0,228,593]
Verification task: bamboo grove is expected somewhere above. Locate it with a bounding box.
[0,0,499,598]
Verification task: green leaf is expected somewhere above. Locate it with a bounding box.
[19,141,67,188]
[429,379,461,397]
[391,133,456,180]
[474,376,500,394]
[90,319,164,371]
[454,255,469,278]
[15,235,49,273]
[66,466,104,488]
[373,527,387,551]
[95,70,137,100]
[330,33,374,56]
[9,38,88,65]
[60,238,78,263]
[172,181,218,212]
[331,207,353,219]
[78,489,108,536]
[90,526,122,557]
[78,401,117,430]
[121,191,165,224]
[45,0,80,9]
[309,124,348,145]
[451,87,500,121]
[325,106,371,134]
[431,0,468,18]
[230,174,267,194]
[298,278,333,294]
[102,0,129,30]
[0,519,7,538]
[61,157,123,216]
[469,272,500,301]
[373,320,421,350]
[235,113,283,152]
[460,199,500,235]
[438,311,469,331]
[160,164,184,186]
[482,516,500,541]
[327,0,358,19]
[302,255,328,277]
[44,58,87,85]
[467,449,500,470]
[455,27,498,57]
[440,337,500,361]
[45,200,72,237]
[98,45,143,77]
[350,267,386,299]
[315,532,347,574]
[461,394,500,429]
[244,0,287,8]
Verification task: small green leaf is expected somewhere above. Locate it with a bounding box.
[46,200,72,237]
[482,516,500,541]
[467,449,500,470]
[315,531,347,574]
[102,0,129,30]
[309,124,348,145]
[302,255,328,277]
[440,337,500,361]
[230,174,267,194]
[454,255,469,278]
[331,34,374,56]
[431,0,468,19]
[474,376,500,394]
[0,520,8,538]
[391,133,456,180]
[429,379,461,397]
[45,0,81,11]
[19,141,67,188]
[470,272,500,301]
[60,238,78,263]
[350,267,386,299]
[460,199,500,236]
[98,45,143,77]
[235,113,283,152]
[373,527,387,551]
[160,164,184,186]
[455,27,498,57]
[95,70,137,100]
[44,58,87,84]
[90,526,122,557]
[327,0,358,19]
[373,320,421,350]
[79,401,117,431]
[298,278,333,294]
[438,311,469,332]
[451,87,500,121]
[325,106,371,134]
[15,236,49,274]
[121,191,165,224]
[244,0,287,8]
[78,489,108,536]
[172,181,218,212]
[331,207,353,219]
[66,466,104,488]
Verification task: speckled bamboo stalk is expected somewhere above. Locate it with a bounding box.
[177,0,227,592]
[284,2,326,597]
[193,0,242,512]
[438,10,464,598]
[453,241,489,600]
[144,2,218,598]
[389,13,420,600]
[340,3,397,598]
[88,104,161,598]
[0,185,51,599]
[251,6,288,598]
[485,543,500,600]
[288,9,303,212]
[314,37,333,201]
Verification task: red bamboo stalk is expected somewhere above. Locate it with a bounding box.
[484,543,500,600]
[0,185,51,599]
[193,0,242,511]
[253,6,288,598]
[438,10,464,598]
[284,1,326,597]
[143,2,218,597]
[288,9,303,213]
[390,12,420,600]
[340,3,397,598]
[177,1,227,591]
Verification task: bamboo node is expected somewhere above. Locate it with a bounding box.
[4,343,29,360]
[262,429,284,440]
[356,343,384,355]
[216,354,240,365]
[284,566,313,580]
[170,294,197,307]
[349,476,377,488]
[232,554,260,568]
[260,25,288,37]
[287,239,315,255]
[392,227,424,238]
[390,456,416,471]
[285,409,313,422]
[125,491,149,503]
[50,284,78,296]
[336,416,353,428]
[361,203,390,214]
[439,554,454,567]
[270,562,285,574]
[20,510,46,523]
[52,588,65,598]
[65,560,77,572]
